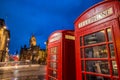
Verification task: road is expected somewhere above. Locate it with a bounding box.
[0,64,46,80]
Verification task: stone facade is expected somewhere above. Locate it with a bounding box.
[19,35,47,64]
[0,19,10,62]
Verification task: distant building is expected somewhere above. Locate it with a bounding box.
[19,35,46,64]
[9,55,19,61]
[0,19,10,62]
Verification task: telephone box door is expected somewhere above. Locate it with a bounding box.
[47,43,62,80]
[76,20,120,80]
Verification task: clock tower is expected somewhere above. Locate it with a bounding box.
[30,35,36,47]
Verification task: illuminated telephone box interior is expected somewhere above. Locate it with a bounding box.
[74,0,120,80]
[46,30,76,80]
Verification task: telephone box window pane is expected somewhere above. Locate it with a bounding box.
[50,55,57,61]
[86,74,111,80]
[84,30,105,45]
[52,70,57,78]
[86,61,110,74]
[51,47,57,54]
[109,44,115,58]
[80,37,82,46]
[81,60,84,71]
[112,61,118,76]
[107,28,112,41]
[49,62,58,69]
[86,61,95,73]
[82,73,85,80]
[48,77,54,80]
[85,45,108,58]
[49,70,57,78]
[80,48,84,58]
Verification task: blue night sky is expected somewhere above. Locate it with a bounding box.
[0,0,102,54]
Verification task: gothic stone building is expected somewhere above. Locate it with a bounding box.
[0,19,10,62]
[19,35,46,64]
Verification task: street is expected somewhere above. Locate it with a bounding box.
[0,64,46,80]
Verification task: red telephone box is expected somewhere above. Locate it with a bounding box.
[74,0,120,80]
[46,30,76,80]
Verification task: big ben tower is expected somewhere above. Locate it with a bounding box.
[30,35,37,47]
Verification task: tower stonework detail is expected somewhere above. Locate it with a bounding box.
[30,35,36,47]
